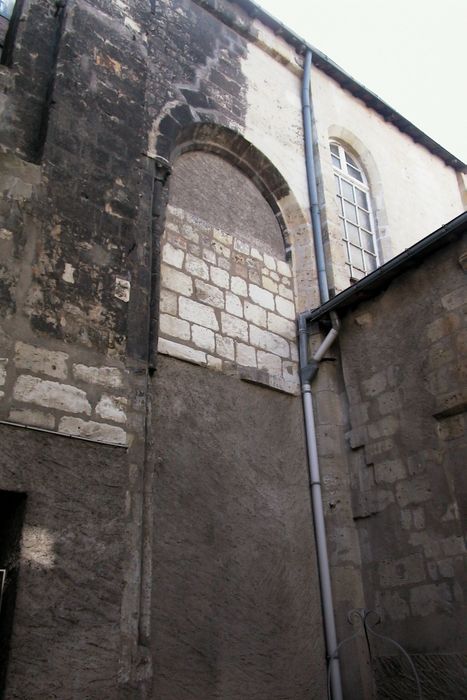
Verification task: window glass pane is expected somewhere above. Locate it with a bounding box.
[350,268,365,281]
[365,252,377,272]
[347,222,360,246]
[334,175,341,194]
[347,163,364,182]
[330,143,339,156]
[331,154,341,169]
[345,151,358,168]
[349,245,364,269]
[358,209,371,230]
[356,189,368,208]
[361,230,375,252]
[343,200,357,224]
[341,179,354,201]
[0,0,14,20]
[337,196,344,217]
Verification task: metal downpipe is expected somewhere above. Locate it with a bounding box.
[300,48,344,700]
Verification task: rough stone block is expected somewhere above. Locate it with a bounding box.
[368,415,399,439]
[262,275,278,293]
[257,350,281,374]
[267,312,295,339]
[225,291,243,318]
[236,342,256,367]
[161,264,193,296]
[160,289,178,315]
[179,297,219,331]
[159,314,191,341]
[373,458,406,483]
[206,355,222,370]
[233,238,249,255]
[396,476,432,507]
[249,284,274,310]
[15,341,68,380]
[14,375,91,415]
[210,265,230,289]
[115,277,130,302]
[0,357,7,386]
[192,325,215,352]
[95,395,127,424]
[202,247,216,264]
[215,334,234,361]
[231,275,247,297]
[158,338,206,365]
[263,253,276,271]
[278,283,293,300]
[275,295,295,320]
[277,260,291,277]
[221,312,248,342]
[362,370,387,397]
[213,228,232,247]
[59,416,127,445]
[194,279,224,309]
[378,553,426,588]
[162,242,185,269]
[250,325,290,358]
[73,364,123,388]
[185,253,209,280]
[244,301,266,327]
[9,408,55,430]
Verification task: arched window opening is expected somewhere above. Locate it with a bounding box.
[330,141,378,281]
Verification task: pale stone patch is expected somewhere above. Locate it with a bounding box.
[211,240,230,258]
[162,242,184,269]
[263,253,276,271]
[217,256,230,271]
[62,263,75,284]
[22,526,56,567]
[14,375,91,415]
[275,295,295,320]
[0,358,7,386]
[257,350,282,374]
[233,238,250,255]
[194,279,224,309]
[202,247,216,264]
[250,247,262,261]
[249,283,274,310]
[73,364,123,388]
[270,270,280,282]
[231,276,247,297]
[244,301,266,327]
[262,276,278,294]
[207,355,222,370]
[0,228,13,240]
[181,223,199,243]
[192,324,215,352]
[225,291,243,318]
[115,277,130,302]
[159,313,190,341]
[213,228,232,246]
[267,312,295,340]
[158,337,206,365]
[124,16,141,33]
[236,343,256,367]
[160,289,178,315]
[9,408,55,430]
[179,297,219,331]
[221,312,248,342]
[279,284,293,300]
[96,395,127,424]
[161,264,193,297]
[210,266,230,289]
[215,334,235,361]
[250,325,290,358]
[59,416,127,445]
[277,259,291,277]
[185,253,209,280]
[15,341,68,380]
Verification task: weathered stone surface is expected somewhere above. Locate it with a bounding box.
[179,297,219,331]
[73,364,123,389]
[14,341,68,380]
[58,417,127,445]
[13,376,91,415]
[95,395,127,424]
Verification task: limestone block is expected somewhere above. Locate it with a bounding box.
[95,395,127,424]
[162,242,184,269]
[0,358,7,386]
[368,415,399,439]
[250,325,290,358]
[59,416,127,445]
[221,312,248,342]
[14,375,91,415]
[236,343,256,368]
[9,408,55,430]
[378,553,426,588]
[202,247,216,264]
[263,253,276,271]
[159,313,191,341]
[215,334,234,361]
[211,240,231,258]
[244,301,266,327]
[207,355,222,370]
[275,295,295,320]
[267,312,295,340]
[278,283,293,300]
[373,458,406,483]
[179,297,219,331]
[270,271,280,282]
[251,247,262,261]
[14,341,69,380]
[257,350,282,374]
[160,289,178,315]
[225,292,243,318]
[213,228,232,246]
[210,266,230,289]
[234,239,250,255]
[62,263,75,284]
[194,279,224,309]
[249,284,274,310]
[217,256,230,271]
[161,264,193,296]
[73,364,123,388]
[115,277,130,302]
[277,260,291,277]
[158,338,206,365]
[185,253,209,280]
[262,276,278,294]
[192,324,215,352]
[395,476,432,507]
[231,276,247,297]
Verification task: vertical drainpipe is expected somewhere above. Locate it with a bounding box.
[300,49,344,700]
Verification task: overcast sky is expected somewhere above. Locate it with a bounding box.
[256,0,467,164]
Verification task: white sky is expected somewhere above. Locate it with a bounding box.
[256,0,467,164]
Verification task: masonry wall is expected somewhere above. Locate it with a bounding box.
[335,236,467,698]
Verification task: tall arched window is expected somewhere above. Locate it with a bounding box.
[330,141,378,281]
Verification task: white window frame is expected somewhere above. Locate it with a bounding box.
[330,141,379,281]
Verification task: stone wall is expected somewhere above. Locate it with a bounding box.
[334,236,467,697]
